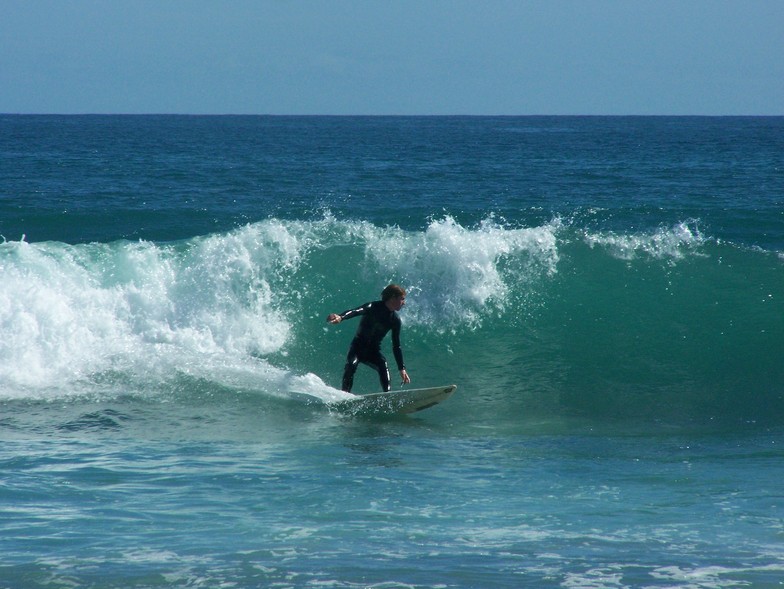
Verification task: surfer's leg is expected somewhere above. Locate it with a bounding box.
[341,358,358,392]
[366,351,391,392]
[341,341,361,392]
[379,363,391,392]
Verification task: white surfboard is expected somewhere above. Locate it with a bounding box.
[332,384,457,414]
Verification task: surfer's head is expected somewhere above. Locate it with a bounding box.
[381,284,406,303]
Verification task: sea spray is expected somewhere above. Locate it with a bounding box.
[0,223,310,399]
[583,220,706,261]
[363,216,560,329]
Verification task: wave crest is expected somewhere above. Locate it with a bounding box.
[584,221,706,261]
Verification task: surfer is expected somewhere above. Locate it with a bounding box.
[326,284,411,393]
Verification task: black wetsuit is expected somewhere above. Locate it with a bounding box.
[336,300,405,393]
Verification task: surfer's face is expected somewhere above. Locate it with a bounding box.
[388,295,405,311]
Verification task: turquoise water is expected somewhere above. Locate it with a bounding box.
[1,116,783,588]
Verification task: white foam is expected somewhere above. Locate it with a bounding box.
[584,221,706,261]
[363,216,561,327]
[0,222,307,400]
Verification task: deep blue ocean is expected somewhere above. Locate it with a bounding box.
[1,115,783,588]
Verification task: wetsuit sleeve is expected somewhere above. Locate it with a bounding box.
[391,317,405,371]
[337,302,370,322]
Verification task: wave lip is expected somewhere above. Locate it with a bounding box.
[583,220,706,261]
[364,215,561,327]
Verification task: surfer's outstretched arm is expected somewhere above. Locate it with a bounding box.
[326,303,369,325]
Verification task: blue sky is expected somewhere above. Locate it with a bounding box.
[2,0,782,115]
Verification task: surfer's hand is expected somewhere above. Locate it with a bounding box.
[327,313,341,324]
[400,369,411,385]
